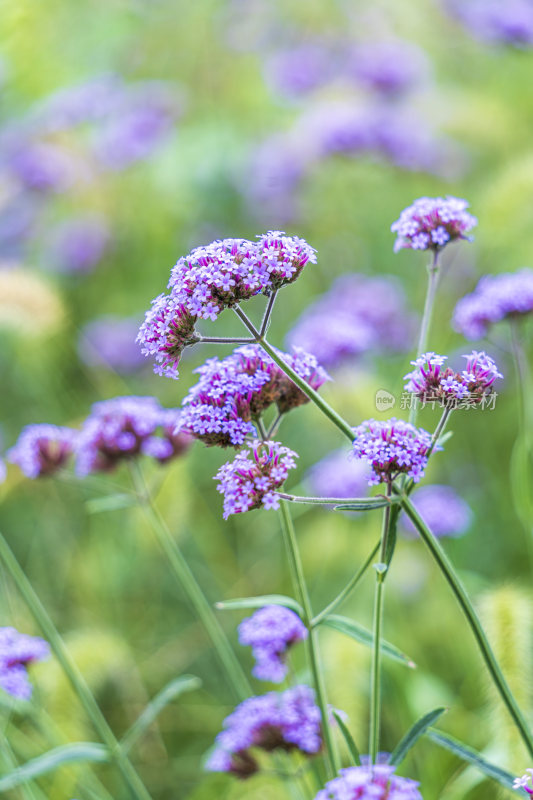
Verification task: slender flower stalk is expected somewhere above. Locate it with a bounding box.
[312,540,381,627]
[260,289,278,336]
[398,494,533,758]
[278,501,340,779]
[277,493,398,509]
[409,251,440,425]
[0,533,153,800]
[369,483,393,764]
[129,463,251,703]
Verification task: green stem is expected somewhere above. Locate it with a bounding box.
[129,463,250,703]
[409,251,441,426]
[369,485,392,764]
[233,307,354,442]
[312,541,381,627]
[399,494,533,758]
[0,533,152,800]
[277,493,398,509]
[278,501,339,779]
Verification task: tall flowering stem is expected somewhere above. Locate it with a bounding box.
[0,533,153,800]
[409,251,440,425]
[233,307,354,443]
[369,482,393,765]
[278,500,340,779]
[398,494,533,758]
[129,463,251,703]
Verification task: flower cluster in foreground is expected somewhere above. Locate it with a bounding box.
[453,268,533,339]
[215,441,297,519]
[315,765,422,799]
[238,605,308,682]
[7,425,78,478]
[206,685,324,778]
[515,769,533,795]
[404,351,502,405]
[391,196,477,253]
[137,232,316,378]
[352,418,437,485]
[0,627,49,700]
[179,344,329,447]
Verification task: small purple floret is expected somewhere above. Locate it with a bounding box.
[391,196,477,253]
[238,605,308,682]
[0,627,50,700]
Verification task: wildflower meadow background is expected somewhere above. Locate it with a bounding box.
[2,0,533,798]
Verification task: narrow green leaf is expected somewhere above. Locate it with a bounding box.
[121,675,201,754]
[437,431,454,446]
[321,614,416,668]
[0,743,109,792]
[426,729,519,791]
[334,498,399,512]
[85,494,136,514]
[215,594,304,617]
[388,707,447,766]
[333,712,361,766]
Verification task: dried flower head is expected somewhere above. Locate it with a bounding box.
[404,351,502,406]
[314,765,422,800]
[7,424,78,478]
[206,685,325,778]
[179,344,329,448]
[0,627,50,700]
[352,418,437,485]
[238,605,308,682]
[215,440,298,519]
[391,196,477,253]
[453,269,533,339]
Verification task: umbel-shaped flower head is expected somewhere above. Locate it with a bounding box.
[0,627,50,700]
[391,196,477,253]
[179,344,329,448]
[453,268,533,339]
[137,232,316,379]
[7,424,78,478]
[314,765,422,799]
[404,351,502,406]
[352,418,437,485]
[215,440,297,518]
[206,685,325,779]
[238,605,308,682]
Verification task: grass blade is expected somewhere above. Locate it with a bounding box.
[388,707,447,766]
[321,614,416,668]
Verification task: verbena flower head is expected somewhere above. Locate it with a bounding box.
[404,351,502,406]
[453,269,533,339]
[0,627,50,700]
[238,605,308,682]
[352,418,436,485]
[138,232,316,379]
[7,424,77,478]
[347,40,429,96]
[206,685,324,778]
[391,196,477,253]
[315,765,422,800]
[514,769,533,795]
[215,440,297,519]
[401,485,472,538]
[179,344,329,448]
[76,397,190,475]
[78,315,147,373]
[306,448,369,500]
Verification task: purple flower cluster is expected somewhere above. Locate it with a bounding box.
[453,269,533,339]
[352,419,437,486]
[48,215,111,274]
[515,769,533,795]
[288,274,416,368]
[0,627,49,700]
[404,351,502,405]
[215,440,297,519]
[78,316,147,373]
[75,397,192,476]
[402,485,472,538]
[238,605,308,682]
[206,685,323,778]
[314,765,422,800]
[305,449,369,500]
[443,0,533,48]
[179,344,329,448]
[346,40,429,96]
[137,232,316,378]
[391,196,477,253]
[7,425,78,478]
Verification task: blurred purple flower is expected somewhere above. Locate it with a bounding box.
[345,40,429,96]
[33,75,124,133]
[443,0,533,47]
[306,448,369,500]
[453,269,533,339]
[7,141,79,193]
[0,627,50,700]
[238,605,308,682]
[49,215,111,273]
[402,485,472,538]
[7,424,78,478]
[263,41,338,98]
[314,765,422,800]
[78,316,146,373]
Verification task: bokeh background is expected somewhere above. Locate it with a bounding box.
[1,0,533,797]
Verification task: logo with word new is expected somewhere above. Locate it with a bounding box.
[375,389,396,412]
